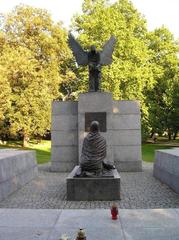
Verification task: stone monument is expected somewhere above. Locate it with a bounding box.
[51,34,142,173]
[66,120,120,201]
[76,121,115,177]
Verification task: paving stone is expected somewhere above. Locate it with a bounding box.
[123,227,179,240]
[0,209,61,227]
[120,209,179,228]
[0,227,51,240]
[0,162,179,209]
[50,209,124,240]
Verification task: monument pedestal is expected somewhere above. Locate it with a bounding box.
[67,166,120,201]
[51,92,142,172]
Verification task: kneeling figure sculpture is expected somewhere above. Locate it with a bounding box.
[76,121,115,177]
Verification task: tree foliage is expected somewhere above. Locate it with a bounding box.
[0,1,179,143]
[71,0,156,140]
[147,27,179,139]
[72,0,154,99]
[71,0,179,140]
[0,5,71,145]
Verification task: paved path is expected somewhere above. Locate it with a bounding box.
[0,208,179,239]
[0,162,179,209]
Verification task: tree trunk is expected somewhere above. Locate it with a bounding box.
[23,135,29,147]
[168,129,172,141]
[173,130,178,140]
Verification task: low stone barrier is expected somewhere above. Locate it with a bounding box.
[153,148,179,193]
[0,149,38,201]
[67,166,120,201]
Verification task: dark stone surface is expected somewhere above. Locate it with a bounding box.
[85,112,106,132]
[67,166,120,201]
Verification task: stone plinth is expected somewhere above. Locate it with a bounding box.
[51,101,78,172]
[153,148,179,193]
[112,100,142,171]
[67,166,120,201]
[0,149,38,201]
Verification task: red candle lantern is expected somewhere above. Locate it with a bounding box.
[111,203,118,220]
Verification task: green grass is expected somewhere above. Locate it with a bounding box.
[142,144,173,162]
[1,138,179,164]
[142,138,179,162]
[0,140,51,164]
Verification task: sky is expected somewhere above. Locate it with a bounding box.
[0,0,179,39]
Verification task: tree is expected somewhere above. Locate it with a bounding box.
[71,0,155,140]
[146,27,179,140]
[0,30,11,137]
[0,5,70,146]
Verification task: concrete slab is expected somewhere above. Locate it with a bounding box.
[0,227,51,240]
[123,227,179,240]
[51,209,124,240]
[49,226,124,240]
[0,209,179,239]
[0,209,61,228]
[120,209,179,228]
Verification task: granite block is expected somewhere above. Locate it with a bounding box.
[113,145,141,162]
[51,161,76,172]
[154,148,179,193]
[78,92,113,113]
[113,130,141,146]
[0,150,38,201]
[111,114,141,130]
[67,166,120,201]
[51,131,78,146]
[51,115,78,131]
[52,101,78,116]
[115,160,142,172]
[113,100,140,114]
[51,146,78,163]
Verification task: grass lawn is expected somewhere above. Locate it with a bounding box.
[142,144,173,162]
[142,138,179,162]
[0,140,51,164]
[1,138,179,164]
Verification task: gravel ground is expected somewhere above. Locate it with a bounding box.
[0,162,179,209]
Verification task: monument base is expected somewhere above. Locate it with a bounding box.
[67,166,120,201]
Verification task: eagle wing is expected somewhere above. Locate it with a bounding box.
[68,33,88,66]
[100,36,116,65]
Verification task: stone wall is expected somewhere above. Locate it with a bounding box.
[112,100,142,171]
[51,93,142,172]
[0,149,38,201]
[51,101,78,172]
